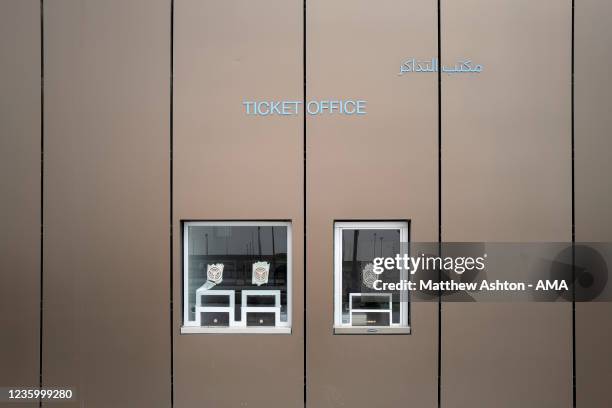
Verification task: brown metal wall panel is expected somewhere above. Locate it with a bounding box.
[42,1,170,407]
[575,1,612,406]
[306,1,438,406]
[173,1,304,407]
[0,1,40,407]
[441,1,572,407]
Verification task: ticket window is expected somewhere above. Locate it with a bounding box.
[181,221,292,334]
[334,221,410,334]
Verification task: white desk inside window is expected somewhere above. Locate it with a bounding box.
[348,292,392,326]
[194,287,235,327]
[240,289,281,327]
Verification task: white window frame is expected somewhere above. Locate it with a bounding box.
[334,221,410,334]
[181,221,292,334]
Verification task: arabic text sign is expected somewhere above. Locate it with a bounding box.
[399,58,483,75]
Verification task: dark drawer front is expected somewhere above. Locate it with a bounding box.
[201,312,230,327]
[351,312,390,327]
[246,312,276,327]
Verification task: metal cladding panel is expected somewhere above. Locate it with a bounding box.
[0,2,40,407]
[306,1,439,407]
[575,0,612,406]
[173,1,304,407]
[441,1,572,407]
[42,1,171,407]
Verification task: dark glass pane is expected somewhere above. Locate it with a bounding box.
[201,295,231,307]
[246,295,277,307]
[351,295,391,310]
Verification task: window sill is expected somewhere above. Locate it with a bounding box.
[333,326,411,335]
[181,326,291,334]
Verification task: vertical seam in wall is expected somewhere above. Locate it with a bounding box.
[39,0,44,406]
[437,0,442,407]
[571,0,576,407]
[303,0,307,406]
[170,0,175,407]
